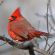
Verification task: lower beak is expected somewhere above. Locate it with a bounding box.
[8,17,13,21]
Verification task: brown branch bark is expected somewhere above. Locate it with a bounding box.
[0,35,35,55]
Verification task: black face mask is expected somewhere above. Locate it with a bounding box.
[9,16,16,22]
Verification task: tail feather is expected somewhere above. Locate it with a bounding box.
[34,31,55,38]
[28,31,55,40]
[34,31,49,36]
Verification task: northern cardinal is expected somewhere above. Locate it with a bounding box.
[8,8,50,42]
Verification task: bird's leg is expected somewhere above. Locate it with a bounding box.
[28,46,35,55]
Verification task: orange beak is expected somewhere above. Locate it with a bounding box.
[8,17,13,21]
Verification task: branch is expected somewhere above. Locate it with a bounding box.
[47,41,55,52]
[50,51,55,55]
[34,48,50,55]
[0,36,20,48]
[44,37,50,50]
[43,0,49,51]
[0,35,33,49]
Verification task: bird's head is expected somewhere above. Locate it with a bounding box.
[8,7,22,22]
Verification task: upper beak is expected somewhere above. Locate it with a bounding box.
[8,17,13,21]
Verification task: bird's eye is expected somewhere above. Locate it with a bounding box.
[11,16,16,20]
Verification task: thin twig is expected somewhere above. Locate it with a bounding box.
[34,48,50,55]
[50,51,55,55]
[50,44,55,55]
[44,37,48,50]
[35,13,55,31]
[48,0,55,25]
[47,41,55,52]
[44,0,50,50]
[44,37,50,50]
[35,0,55,32]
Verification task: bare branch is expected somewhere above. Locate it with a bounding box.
[44,37,50,50]
[47,41,55,52]
[0,35,33,49]
[43,0,50,51]
[34,48,50,55]
[50,51,55,55]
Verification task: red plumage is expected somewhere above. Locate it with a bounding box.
[8,8,49,42]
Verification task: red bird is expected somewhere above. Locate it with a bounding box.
[8,8,50,42]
